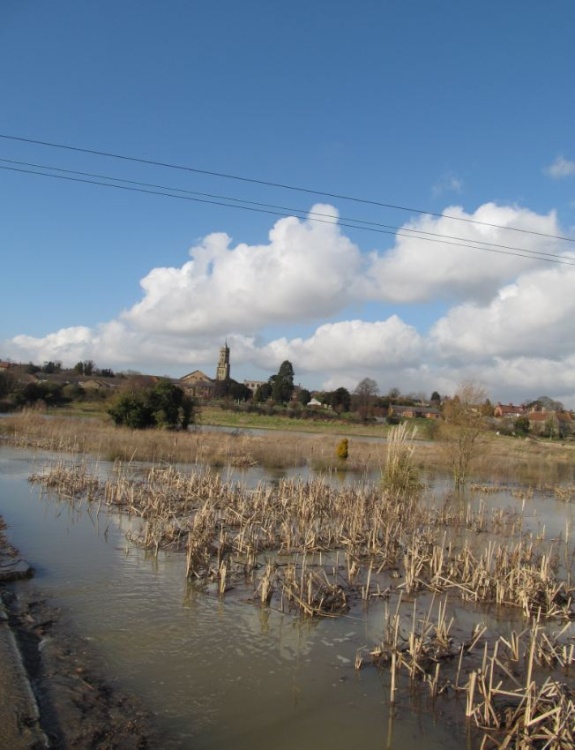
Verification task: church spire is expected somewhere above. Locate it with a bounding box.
[216,343,230,381]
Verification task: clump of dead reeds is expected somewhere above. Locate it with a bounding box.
[464,624,575,748]
[381,423,422,496]
[360,598,575,748]
[28,456,574,627]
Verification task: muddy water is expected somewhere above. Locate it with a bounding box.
[1,447,573,750]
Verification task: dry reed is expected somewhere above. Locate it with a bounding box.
[5,411,575,485]
[23,440,575,747]
[28,458,575,625]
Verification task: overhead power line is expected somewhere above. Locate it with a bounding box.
[1,132,573,245]
[1,159,574,268]
[0,156,569,261]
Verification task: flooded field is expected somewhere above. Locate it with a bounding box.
[1,444,575,748]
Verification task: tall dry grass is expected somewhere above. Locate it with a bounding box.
[381,422,422,495]
[4,411,575,486]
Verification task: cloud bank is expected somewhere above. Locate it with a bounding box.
[4,202,575,406]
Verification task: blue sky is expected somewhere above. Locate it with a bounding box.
[2,1,575,405]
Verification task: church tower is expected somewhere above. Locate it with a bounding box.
[216,343,230,381]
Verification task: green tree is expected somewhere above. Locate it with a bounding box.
[297,388,312,406]
[214,378,252,402]
[74,360,95,376]
[108,380,195,430]
[0,371,16,399]
[254,382,272,403]
[271,360,295,404]
[328,387,351,413]
[229,380,252,402]
[108,389,152,429]
[41,360,62,374]
[15,381,65,407]
[148,380,192,428]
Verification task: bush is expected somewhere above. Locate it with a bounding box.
[514,416,530,435]
[108,380,195,430]
[15,381,65,407]
[336,438,349,461]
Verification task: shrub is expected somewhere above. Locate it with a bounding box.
[439,382,488,487]
[514,416,530,435]
[108,380,195,430]
[336,438,349,461]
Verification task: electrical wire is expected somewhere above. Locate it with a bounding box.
[0,156,569,264]
[2,161,574,268]
[1,132,573,244]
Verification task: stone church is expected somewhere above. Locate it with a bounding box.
[180,344,230,398]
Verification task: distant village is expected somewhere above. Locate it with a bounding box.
[0,345,573,438]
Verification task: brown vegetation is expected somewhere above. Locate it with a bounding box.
[27,456,575,746]
[2,411,575,487]
[5,410,575,746]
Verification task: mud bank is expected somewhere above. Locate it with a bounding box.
[0,517,167,750]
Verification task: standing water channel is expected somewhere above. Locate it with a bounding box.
[2,445,575,749]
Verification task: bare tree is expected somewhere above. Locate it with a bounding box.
[354,377,379,420]
[440,381,488,488]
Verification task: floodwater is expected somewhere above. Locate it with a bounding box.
[1,446,574,749]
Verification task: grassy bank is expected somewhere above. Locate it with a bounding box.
[199,404,387,436]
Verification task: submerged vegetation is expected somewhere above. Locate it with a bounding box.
[4,409,575,747]
[26,449,575,748]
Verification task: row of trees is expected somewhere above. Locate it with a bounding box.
[248,366,441,415]
[22,360,116,377]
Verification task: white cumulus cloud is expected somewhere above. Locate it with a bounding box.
[364,203,563,304]
[122,205,363,335]
[430,264,575,362]
[255,317,422,373]
[3,201,575,406]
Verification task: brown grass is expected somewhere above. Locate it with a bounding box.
[4,411,575,486]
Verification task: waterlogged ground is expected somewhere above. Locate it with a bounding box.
[1,446,575,749]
